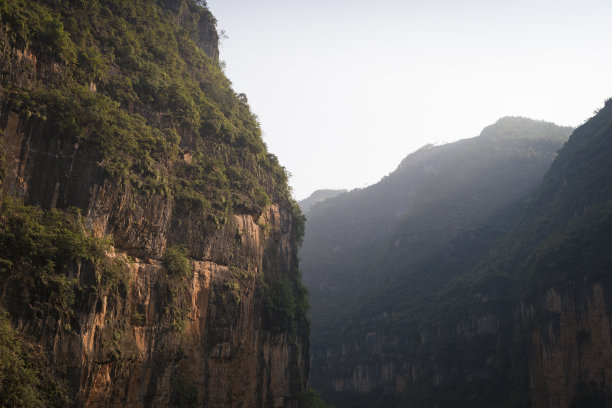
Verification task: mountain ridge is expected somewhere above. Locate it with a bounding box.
[301,115,575,407]
[308,102,612,407]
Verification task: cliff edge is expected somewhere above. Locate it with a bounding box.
[0,1,309,406]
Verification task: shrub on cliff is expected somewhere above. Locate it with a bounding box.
[0,309,69,407]
[0,198,127,321]
[299,389,332,408]
[163,245,192,278]
[0,310,43,407]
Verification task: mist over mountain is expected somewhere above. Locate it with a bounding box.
[299,189,347,213]
[301,116,582,407]
[302,117,571,331]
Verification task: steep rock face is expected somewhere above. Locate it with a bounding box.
[528,284,612,407]
[0,0,308,406]
[310,102,612,408]
[0,108,309,407]
[513,99,612,407]
[1,202,307,407]
[302,118,572,406]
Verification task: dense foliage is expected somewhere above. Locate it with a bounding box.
[0,198,127,322]
[298,389,332,408]
[0,198,104,407]
[163,245,192,278]
[0,309,45,407]
[262,271,309,330]
[0,307,70,407]
[0,0,294,220]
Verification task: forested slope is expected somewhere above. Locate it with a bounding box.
[311,101,612,407]
[301,117,576,407]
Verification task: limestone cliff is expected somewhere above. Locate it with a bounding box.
[0,0,309,406]
[302,118,573,407]
[528,284,612,407]
[305,105,612,407]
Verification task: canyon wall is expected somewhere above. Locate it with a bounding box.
[0,1,309,406]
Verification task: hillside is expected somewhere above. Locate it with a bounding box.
[302,117,570,331]
[301,117,574,406]
[387,99,612,407]
[0,0,309,406]
[309,102,612,407]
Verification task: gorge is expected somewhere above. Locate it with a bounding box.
[301,109,612,407]
[2,1,612,408]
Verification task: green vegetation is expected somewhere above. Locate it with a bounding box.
[0,198,127,321]
[291,200,306,247]
[0,198,101,270]
[12,86,177,193]
[0,0,310,403]
[0,309,44,407]
[1,0,308,340]
[264,275,296,321]
[521,201,612,296]
[305,104,612,407]
[302,117,571,336]
[299,389,332,408]
[262,269,309,331]
[223,279,241,303]
[0,0,76,64]
[1,0,307,333]
[162,245,192,331]
[163,245,192,278]
[0,0,296,225]
[0,309,69,407]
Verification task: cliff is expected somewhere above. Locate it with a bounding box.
[306,103,612,407]
[301,118,572,406]
[512,99,612,407]
[0,0,309,406]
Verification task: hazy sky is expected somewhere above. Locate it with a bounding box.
[205,0,612,200]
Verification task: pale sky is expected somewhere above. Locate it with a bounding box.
[205,0,612,200]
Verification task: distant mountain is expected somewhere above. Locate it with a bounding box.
[301,117,575,407]
[390,99,612,407]
[302,117,571,331]
[299,189,348,213]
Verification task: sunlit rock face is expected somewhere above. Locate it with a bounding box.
[0,1,308,406]
[1,83,308,408]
